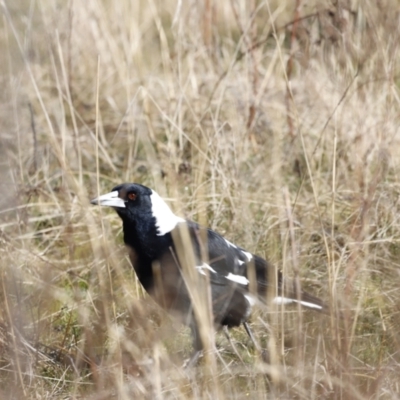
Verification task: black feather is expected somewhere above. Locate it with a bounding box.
[91,183,325,359]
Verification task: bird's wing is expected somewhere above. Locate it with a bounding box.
[176,221,325,311]
[180,222,266,289]
[169,221,248,287]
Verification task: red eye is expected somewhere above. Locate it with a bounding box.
[128,192,137,201]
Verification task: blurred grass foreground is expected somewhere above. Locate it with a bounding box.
[1,0,400,399]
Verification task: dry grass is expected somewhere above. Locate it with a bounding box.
[1,0,400,398]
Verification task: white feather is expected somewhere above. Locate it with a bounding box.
[224,238,237,248]
[241,250,253,262]
[150,190,185,236]
[244,294,257,306]
[226,273,249,285]
[273,296,322,310]
[196,263,217,276]
[273,296,294,305]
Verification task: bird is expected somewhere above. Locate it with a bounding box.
[91,183,325,364]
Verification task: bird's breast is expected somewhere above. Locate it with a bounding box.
[126,245,155,291]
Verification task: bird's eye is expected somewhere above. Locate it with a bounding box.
[128,193,137,201]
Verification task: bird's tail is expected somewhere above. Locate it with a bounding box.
[274,280,326,312]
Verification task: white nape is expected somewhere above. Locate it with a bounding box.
[150,190,185,236]
[226,273,249,285]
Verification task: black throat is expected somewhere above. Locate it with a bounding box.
[120,214,174,288]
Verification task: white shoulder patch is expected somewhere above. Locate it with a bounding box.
[150,190,185,236]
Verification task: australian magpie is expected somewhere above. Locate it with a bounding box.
[91,183,324,363]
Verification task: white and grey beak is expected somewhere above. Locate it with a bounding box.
[90,190,126,208]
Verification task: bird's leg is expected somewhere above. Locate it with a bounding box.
[243,321,270,363]
[243,321,261,352]
[183,349,202,369]
[183,321,203,368]
[223,326,244,363]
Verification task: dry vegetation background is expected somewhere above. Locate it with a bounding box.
[1,0,400,398]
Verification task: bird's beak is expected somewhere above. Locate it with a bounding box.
[90,190,126,208]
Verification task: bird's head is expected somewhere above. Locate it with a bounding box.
[91,183,184,236]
